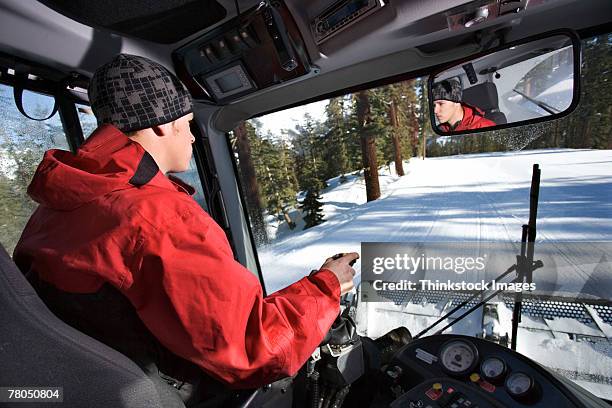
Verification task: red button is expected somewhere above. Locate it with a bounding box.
[479,380,496,393]
[425,388,442,400]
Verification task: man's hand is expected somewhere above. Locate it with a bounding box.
[319,252,359,296]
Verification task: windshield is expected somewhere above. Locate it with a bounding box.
[498,45,574,117]
[230,33,611,399]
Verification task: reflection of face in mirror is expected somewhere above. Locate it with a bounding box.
[433,79,496,132]
[430,35,575,135]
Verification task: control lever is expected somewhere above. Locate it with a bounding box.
[319,252,358,345]
[322,305,358,347]
[331,252,358,266]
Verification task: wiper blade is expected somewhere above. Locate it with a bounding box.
[433,275,521,336]
[512,89,561,115]
[413,264,516,339]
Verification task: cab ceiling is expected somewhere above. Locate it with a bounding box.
[37,0,227,44]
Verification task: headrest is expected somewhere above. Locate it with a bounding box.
[462,82,499,111]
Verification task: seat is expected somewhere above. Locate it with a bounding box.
[0,243,165,408]
[462,82,508,125]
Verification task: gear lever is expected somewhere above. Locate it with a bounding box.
[331,252,358,267]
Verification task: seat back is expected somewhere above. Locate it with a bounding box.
[463,82,508,125]
[0,244,164,408]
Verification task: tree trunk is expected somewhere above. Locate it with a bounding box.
[282,209,296,230]
[582,118,592,148]
[422,130,427,160]
[357,91,381,202]
[234,122,268,244]
[388,101,405,176]
[409,104,419,157]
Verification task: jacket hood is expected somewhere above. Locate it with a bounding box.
[28,124,155,210]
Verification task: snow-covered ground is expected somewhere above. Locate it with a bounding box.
[260,148,612,291]
[258,148,612,399]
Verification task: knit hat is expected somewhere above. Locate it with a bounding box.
[88,54,193,133]
[432,79,463,103]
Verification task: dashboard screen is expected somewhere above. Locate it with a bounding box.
[214,72,243,93]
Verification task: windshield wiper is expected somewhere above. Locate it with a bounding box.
[414,164,543,350]
[511,163,542,350]
[512,89,561,115]
[413,264,517,339]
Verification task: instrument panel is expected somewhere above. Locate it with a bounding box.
[387,334,584,407]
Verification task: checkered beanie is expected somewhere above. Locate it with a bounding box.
[432,79,463,103]
[88,54,193,133]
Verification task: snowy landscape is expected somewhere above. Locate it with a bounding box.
[258,148,612,398]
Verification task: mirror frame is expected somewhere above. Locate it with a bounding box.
[427,29,582,137]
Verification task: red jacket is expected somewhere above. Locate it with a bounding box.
[13,124,341,388]
[439,104,496,132]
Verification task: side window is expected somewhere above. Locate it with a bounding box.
[171,157,210,212]
[0,84,71,254]
[77,104,98,139]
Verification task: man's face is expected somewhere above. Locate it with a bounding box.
[168,113,195,173]
[434,100,460,124]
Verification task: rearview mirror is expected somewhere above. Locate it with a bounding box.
[428,31,580,135]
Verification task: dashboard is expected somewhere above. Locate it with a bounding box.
[384,334,590,408]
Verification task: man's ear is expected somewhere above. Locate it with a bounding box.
[151,122,174,138]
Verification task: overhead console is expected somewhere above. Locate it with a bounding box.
[173,1,312,104]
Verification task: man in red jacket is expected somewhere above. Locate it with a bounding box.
[13,54,357,405]
[433,79,496,132]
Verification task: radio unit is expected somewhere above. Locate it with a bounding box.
[312,0,384,45]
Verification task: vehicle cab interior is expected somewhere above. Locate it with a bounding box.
[0,0,611,407]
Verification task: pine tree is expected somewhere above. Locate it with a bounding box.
[413,77,435,159]
[291,114,327,191]
[287,114,328,229]
[355,90,381,202]
[385,82,421,175]
[576,34,611,149]
[394,80,421,158]
[367,87,393,167]
[300,189,325,229]
[322,97,350,180]
[257,135,298,229]
[338,95,362,178]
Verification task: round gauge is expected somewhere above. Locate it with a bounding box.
[481,357,507,382]
[438,340,479,376]
[505,372,535,398]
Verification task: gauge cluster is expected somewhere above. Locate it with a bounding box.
[388,335,579,407]
[436,338,540,403]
